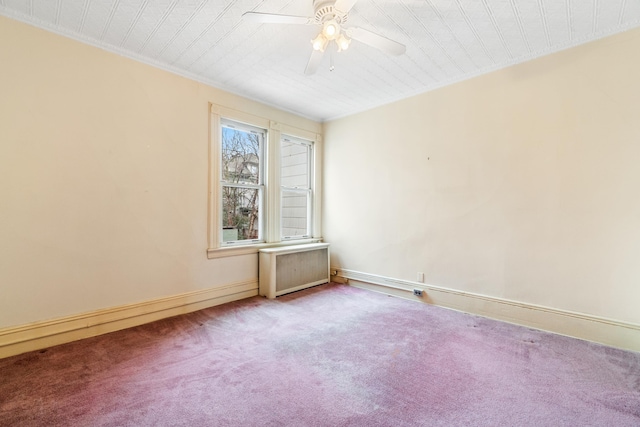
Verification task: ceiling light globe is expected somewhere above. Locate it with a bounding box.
[337,34,351,51]
[323,20,340,40]
[325,24,336,36]
[311,34,327,51]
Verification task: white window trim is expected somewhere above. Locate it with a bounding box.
[207,104,323,259]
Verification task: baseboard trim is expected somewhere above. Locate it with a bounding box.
[0,280,258,359]
[336,268,640,353]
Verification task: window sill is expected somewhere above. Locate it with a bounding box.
[207,238,323,259]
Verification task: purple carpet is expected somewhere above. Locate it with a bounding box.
[1,283,639,426]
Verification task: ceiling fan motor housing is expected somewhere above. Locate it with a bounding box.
[313,0,348,25]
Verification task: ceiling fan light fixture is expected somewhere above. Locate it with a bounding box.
[336,34,351,51]
[311,33,328,51]
[243,0,406,75]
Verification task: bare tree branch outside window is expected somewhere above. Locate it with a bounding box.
[221,125,262,242]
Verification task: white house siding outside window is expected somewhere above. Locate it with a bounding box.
[281,135,313,240]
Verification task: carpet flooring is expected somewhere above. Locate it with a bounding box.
[1,283,639,426]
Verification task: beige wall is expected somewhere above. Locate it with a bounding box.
[0,16,320,329]
[324,28,640,325]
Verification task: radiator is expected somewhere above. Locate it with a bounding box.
[259,243,330,299]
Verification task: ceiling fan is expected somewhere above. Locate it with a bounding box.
[243,0,406,75]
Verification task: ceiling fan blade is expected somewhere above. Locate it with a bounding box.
[346,27,406,56]
[242,12,312,25]
[304,49,325,75]
[334,0,359,15]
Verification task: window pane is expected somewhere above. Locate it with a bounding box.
[222,186,260,241]
[281,139,309,188]
[281,190,308,238]
[222,127,261,185]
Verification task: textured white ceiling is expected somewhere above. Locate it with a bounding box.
[2,0,640,121]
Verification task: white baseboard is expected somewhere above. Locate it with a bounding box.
[336,268,640,353]
[0,280,258,359]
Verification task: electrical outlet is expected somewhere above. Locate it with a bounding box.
[417,272,425,283]
[413,288,423,297]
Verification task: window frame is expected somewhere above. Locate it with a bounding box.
[207,104,323,259]
[280,134,313,241]
[219,119,266,246]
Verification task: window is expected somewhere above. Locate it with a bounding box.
[208,104,322,258]
[281,135,312,239]
[220,120,265,245]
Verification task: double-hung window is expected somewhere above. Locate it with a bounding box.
[208,104,322,258]
[281,135,313,240]
[220,119,265,245]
